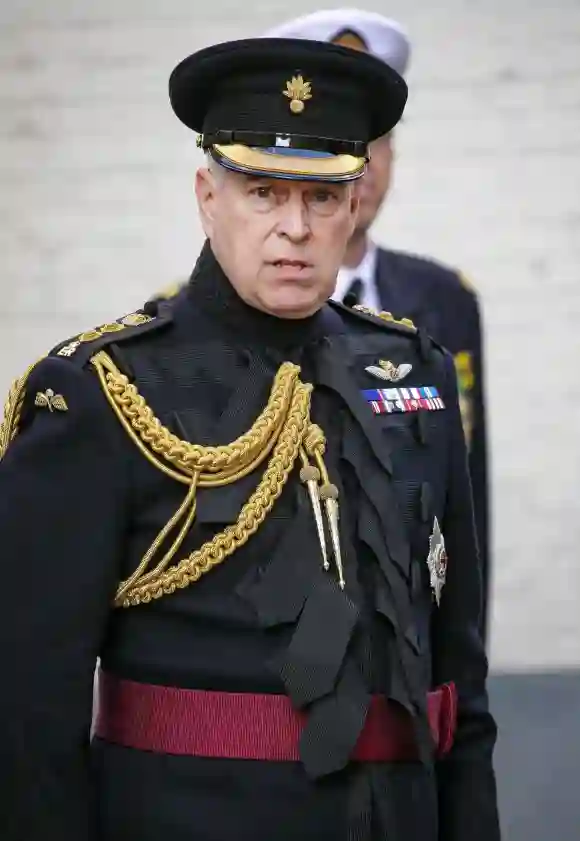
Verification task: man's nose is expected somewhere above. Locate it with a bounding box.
[276,194,311,241]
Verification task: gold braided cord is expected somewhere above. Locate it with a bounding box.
[0,358,44,460]
[91,350,296,485]
[88,351,333,607]
[115,472,200,603]
[117,378,313,607]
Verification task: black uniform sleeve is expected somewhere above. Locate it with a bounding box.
[464,291,490,642]
[433,351,500,841]
[0,357,130,841]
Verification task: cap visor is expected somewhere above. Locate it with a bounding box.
[212,144,365,182]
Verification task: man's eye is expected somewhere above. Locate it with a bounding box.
[313,189,340,204]
[251,186,272,198]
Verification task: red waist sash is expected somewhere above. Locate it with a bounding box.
[94,672,457,762]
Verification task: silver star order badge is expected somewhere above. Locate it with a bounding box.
[427,517,447,606]
[365,359,412,383]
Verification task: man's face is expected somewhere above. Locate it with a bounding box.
[195,162,359,319]
[354,133,394,234]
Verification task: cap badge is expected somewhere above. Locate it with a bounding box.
[283,74,312,114]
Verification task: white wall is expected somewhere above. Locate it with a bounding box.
[1,0,579,670]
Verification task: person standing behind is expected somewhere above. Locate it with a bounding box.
[264,8,492,642]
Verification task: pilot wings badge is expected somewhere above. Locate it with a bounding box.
[365,359,413,383]
[34,389,68,413]
[427,517,447,606]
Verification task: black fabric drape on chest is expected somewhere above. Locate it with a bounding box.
[309,337,434,756]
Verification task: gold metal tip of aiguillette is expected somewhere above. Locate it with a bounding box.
[300,464,329,570]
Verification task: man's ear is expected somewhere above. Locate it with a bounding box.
[348,187,361,237]
[195,166,217,239]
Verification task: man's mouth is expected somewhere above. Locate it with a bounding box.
[272,259,310,269]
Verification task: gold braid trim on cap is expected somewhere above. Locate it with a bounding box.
[0,359,44,460]
[90,351,343,607]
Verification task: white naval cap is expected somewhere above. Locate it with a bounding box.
[263,8,411,78]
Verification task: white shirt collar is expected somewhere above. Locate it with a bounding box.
[331,242,380,310]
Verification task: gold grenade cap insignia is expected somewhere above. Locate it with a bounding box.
[283,75,312,114]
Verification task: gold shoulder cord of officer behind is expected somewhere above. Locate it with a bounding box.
[0,358,44,460]
[90,350,344,608]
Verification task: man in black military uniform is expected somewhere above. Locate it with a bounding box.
[264,9,492,643]
[0,36,499,841]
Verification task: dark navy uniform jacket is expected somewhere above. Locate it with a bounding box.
[373,248,490,641]
[0,244,498,841]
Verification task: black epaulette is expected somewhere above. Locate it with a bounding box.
[329,300,448,364]
[49,299,174,368]
[328,300,417,334]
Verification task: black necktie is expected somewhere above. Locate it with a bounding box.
[342,277,363,308]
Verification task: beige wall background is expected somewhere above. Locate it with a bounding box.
[1,0,579,671]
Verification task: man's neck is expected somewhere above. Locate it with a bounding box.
[342,231,369,270]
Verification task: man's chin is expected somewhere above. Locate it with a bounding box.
[259,292,324,320]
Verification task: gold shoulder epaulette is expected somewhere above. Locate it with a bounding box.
[0,309,153,459]
[53,310,155,360]
[0,307,170,461]
[352,304,416,332]
[0,358,43,460]
[0,307,171,459]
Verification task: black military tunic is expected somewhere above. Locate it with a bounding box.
[0,244,499,840]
